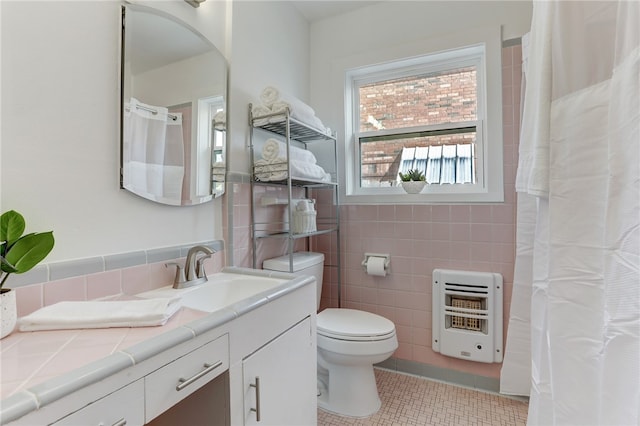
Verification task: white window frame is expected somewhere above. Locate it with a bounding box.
[342,26,504,204]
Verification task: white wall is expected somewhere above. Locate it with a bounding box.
[227,1,310,174]
[308,0,533,154]
[0,0,229,263]
[0,0,530,263]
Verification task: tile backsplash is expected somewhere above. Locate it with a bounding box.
[9,241,225,318]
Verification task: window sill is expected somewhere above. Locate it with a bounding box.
[343,186,504,205]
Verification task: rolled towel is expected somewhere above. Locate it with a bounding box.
[251,104,272,126]
[213,111,226,124]
[262,138,317,164]
[261,139,280,161]
[17,298,183,331]
[260,86,316,118]
[213,111,226,130]
[260,86,280,106]
[252,104,271,118]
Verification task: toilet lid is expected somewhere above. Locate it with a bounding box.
[317,309,396,341]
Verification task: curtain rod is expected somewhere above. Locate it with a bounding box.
[132,104,178,121]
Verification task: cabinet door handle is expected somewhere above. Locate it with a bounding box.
[111,419,127,426]
[176,361,223,391]
[250,376,261,422]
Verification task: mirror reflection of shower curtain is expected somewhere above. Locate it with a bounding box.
[123,98,184,205]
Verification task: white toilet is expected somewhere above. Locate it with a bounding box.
[263,252,398,418]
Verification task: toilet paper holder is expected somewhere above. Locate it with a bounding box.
[361,253,391,274]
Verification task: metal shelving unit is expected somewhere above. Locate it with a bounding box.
[249,104,341,306]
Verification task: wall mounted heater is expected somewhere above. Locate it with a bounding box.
[432,269,503,363]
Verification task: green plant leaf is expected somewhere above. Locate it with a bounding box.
[399,169,425,182]
[1,210,26,253]
[0,255,17,274]
[3,232,54,274]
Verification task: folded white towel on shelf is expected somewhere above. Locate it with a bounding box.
[253,158,288,180]
[259,86,328,132]
[17,298,183,331]
[261,138,317,164]
[270,101,327,132]
[254,158,331,182]
[289,159,331,182]
[260,86,315,116]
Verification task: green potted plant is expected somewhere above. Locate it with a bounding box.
[1,210,54,338]
[398,169,427,194]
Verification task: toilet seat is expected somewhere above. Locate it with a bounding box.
[317,308,396,341]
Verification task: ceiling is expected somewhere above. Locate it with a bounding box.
[289,1,382,22]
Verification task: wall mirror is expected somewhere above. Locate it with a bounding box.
[120,4,227,206]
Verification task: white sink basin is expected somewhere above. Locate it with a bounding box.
[137,272,288,313]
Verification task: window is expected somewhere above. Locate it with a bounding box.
[343,29,503,204]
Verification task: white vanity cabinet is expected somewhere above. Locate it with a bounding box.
[243,318,316,425]
[52,380,144,426]
[145,334,229,422]
[1,272,317,426]
[14,335,229,426]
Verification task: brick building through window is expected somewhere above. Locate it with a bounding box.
[356,66,479,187]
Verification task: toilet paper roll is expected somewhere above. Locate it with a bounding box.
[366,256,387,277]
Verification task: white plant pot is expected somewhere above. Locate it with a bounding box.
[1,289,17,339]
[401,181,426,194]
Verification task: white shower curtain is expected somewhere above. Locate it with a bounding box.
[123,98,185,205]
[501,1,640,425]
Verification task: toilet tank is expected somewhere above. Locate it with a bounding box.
[263,252,324,310]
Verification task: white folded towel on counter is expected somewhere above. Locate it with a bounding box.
[17,298,183,331]
[262,138,317,164]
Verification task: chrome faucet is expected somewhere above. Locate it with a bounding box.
[166,245,216,289]
[185,245,215,281]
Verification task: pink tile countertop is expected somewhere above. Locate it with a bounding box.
[0,307,209,401]
[0,266,310,424]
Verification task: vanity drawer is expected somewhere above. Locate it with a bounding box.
[53,380,144,426]
[145,333,229,422]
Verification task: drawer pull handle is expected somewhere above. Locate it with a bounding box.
[250,376,261,422]
[176,361,223,391]
[111,419,127,426]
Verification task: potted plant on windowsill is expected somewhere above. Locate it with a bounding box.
[1,210,54,338]
[398,169,427,194]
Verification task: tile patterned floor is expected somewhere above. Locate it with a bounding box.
[317,368,529,426]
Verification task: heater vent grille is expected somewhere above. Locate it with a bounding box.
[432,269,503,363]
[450,298,483,331]
[444,282,489,294]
